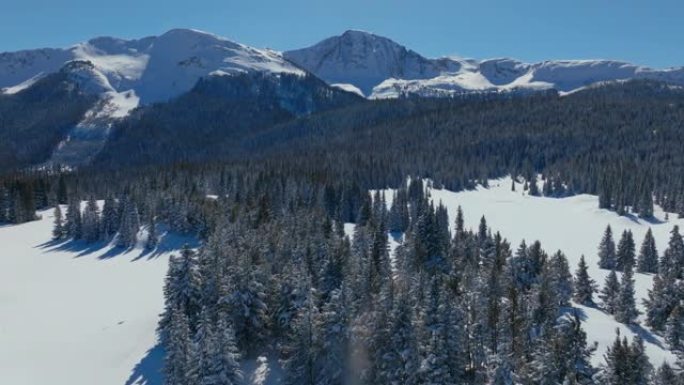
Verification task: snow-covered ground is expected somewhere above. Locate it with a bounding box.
[380,177,680,367]
[0,207,186,385]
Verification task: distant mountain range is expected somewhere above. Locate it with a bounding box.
[1,28,683,170]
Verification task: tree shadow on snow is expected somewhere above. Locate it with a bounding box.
[627,323,666,349]
[125,343,164,385]
[36,231,198,262]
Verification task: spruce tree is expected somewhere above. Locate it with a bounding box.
[146,214,159,250]
[643,273,677,331]
[652,362,677,385]
[615,266,639,324]
[598,225,617,270]
[549,250,573,307]
[163,306,194,385]
[600,270,621,314]
[52,205,65,240]
[573,255,597,306]
[661,226,684,279]
[100,196,119,240]
[82,197,100,243]
[636,228,658,273]
[616,230,636,271]
[665,305,684,351]
[213,314,243,385]
[65,199,82,240]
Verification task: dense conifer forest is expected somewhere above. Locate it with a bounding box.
[2,79,684,384]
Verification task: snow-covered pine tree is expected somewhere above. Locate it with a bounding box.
[100,196,119,240]
[627,335,652,385]
[146,214,159,250]
[212,313,243,385]
[636,228,658,273]
[598,225,617,270]
[549,250,573,307]
[643,273,677,331]
[163,306,195,385]
[660,226,684,279]
[651,362,677,385]
[159,245,203,341]
[65,199,82,240]
[281,290,319,385]
[615,266,639,324]
[573,255,597,306]
[599,270,621,314]
[557,312,597,385]
[117,197,140,248]
[598,330,629,385]
[665,305,684,351]
[82,196,100,243]
[313,288,348,385]
[616,230,636,271]
[193,308,218,384]
[52,205,65,239]
[388,188,409,233]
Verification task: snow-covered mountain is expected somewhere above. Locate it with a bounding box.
[283,30,462,96]
[0,28,303,105]
[285,31,684,98]
[0,29,306,166]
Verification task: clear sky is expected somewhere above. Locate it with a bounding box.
[1,0,682,68]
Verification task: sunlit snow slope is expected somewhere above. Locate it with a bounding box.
[0,208,180,385]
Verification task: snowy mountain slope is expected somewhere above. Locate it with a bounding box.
[0,29,306,166]
[379,177,681,367]
[284,30,462,96]
[0,28,304,106]
[0,206,187,385]
[284,30,684,98]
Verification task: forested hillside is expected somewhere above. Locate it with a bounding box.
[3,79,684,385]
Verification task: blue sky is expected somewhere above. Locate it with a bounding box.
[1,0,682,68]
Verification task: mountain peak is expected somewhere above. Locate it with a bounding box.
[284,30,459,95]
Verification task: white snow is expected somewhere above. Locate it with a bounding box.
[379,176,680,366]
[0,28,303,107]
[1,73,44,94]
[285,30,684,99]
[0,207,186,385]
[331,83,365,97]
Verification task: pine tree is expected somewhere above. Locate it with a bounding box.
[652,362,677,385]
[314,289,348,385]
[573,255,597,306]
[146,214,159,250]
[212,314,243,385]
[599,330,629,385]
[600,270,621,314]
[616,230,636,271]
[558,312,597,385]
[643,273,677,331]
[598,225,617,270]
[117,197,140,248]
[665,305,684,351]
[52,205,65,240]
[163,306,195,385]
[159,245,203,342]
[281,291,318,385]
[549,250,573,307]
[82,196,100,243]
[615,266,639,324]
[65,199,82,240]
[636,228,658,273]
[100,196,119,240]
[627,335,652,385]
[661,226,684,279]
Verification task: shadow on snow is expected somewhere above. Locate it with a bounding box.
[125,343,165,385]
